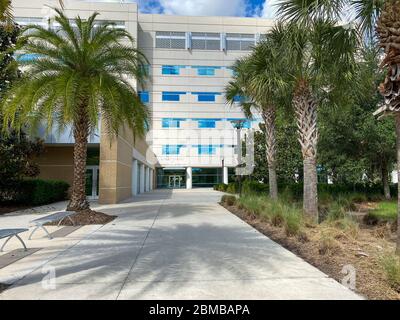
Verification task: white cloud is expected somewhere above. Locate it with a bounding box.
[259,0,279,19]
[157,0,247,17]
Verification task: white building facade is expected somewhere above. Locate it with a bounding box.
[13,0,273,197]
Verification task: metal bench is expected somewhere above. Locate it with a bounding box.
[29,211,76,240]
[0,229,29,252]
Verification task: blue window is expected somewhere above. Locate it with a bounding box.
[195,144,223,155]
[192,92,221,102]
[162,118,184,128]
[162,65,185,75]
[197,119,221,128]
[162,145,184,155]
[162,91,186,102]
[228,119,251,129]
[192,66,221,76]
[233,95,244,103]
[138,91,149,103]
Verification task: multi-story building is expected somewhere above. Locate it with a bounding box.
[13,0,273,203]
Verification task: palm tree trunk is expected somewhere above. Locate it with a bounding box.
[67,110,90,212]
[262,107,278,200]
[396,115,400,255]
[382,164,391,200]
[293,81,318,221]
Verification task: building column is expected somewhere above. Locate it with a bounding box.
[150,169,154,190]
[145,167,150,192]
[132,159,138,196]
[139,164,145,194]
[186,167,192,189]
[223,166,229,184]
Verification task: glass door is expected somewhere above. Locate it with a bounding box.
[168,175,184,188]
[86,165,99,199]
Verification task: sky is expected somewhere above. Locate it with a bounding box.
[94,0,280,18]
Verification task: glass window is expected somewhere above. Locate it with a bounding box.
[192,92,220,102]
[162,145,184,155]
[162,91,186,102]
[192,167,223,187]
[156,31,186,49]
[228,119,251,129]
[197,119,219,128]
[138,91,149,103]
[162,65,184,75]
[162,118,184,128]
[192,66,221,76]
[195,145,222,155]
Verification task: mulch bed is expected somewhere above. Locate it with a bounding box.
[0,205,32,216]
[46,210,116,226]
[221,202,400,300]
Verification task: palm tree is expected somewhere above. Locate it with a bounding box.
[265,19,358,220]
[1,9,149,212]
[225,45,284,200]
[277,0,400,252]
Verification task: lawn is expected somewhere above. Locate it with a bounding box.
[368,201,397,222]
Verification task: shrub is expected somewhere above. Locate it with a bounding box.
[226,182,237,194]
[221,195,236,206]
[380,254,400,292]
[318,231,342,255]
[283,206,303,236]
[214,183,228,192]
[17,179,70,206]
[242,180,269,195]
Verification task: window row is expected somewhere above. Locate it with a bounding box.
[161,118,252,129]
[155,31,265,51]
[162,65,226,76]
[138,91,242,103]
[162,144,234,155]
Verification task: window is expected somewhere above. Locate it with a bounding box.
[192,66,221,76]
[156,31,186,49]
[162,91,186,102]
[197,119,220,128]
[16,53,40,61]
[228,119,251,129]
[195,145,223,155]
[233,95,244,103]
[162,118,184,128]
[191,32,221,50]
[138,91,149,103]
[226,33,255,51]
[162,145,184,155]
[192,92,221,102]
[162,65,185,75]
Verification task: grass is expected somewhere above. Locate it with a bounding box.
[366,201,397,224]
[380,254,400,292]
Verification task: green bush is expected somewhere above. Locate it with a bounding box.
[214,183,228,192]
[242,180,269,195]
[226,182,237,194]
[17,179,70,206]
[283,206,303,236]
[221,195,236,206]
[380,254,400,292]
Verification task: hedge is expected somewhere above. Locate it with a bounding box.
[2,179,70,206]
[214,180,394,199]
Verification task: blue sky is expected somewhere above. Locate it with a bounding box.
[118,0,278,18]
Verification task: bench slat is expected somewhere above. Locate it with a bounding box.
[30,211,75,225]
[0,229,29,239]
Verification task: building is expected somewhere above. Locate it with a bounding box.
[13,0,273,203]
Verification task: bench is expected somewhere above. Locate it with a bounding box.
[29,211,76,240]
[0,229,29,252]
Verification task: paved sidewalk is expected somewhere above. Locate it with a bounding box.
[0,189,362,300]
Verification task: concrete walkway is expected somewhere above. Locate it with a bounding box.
[0,189,361,300]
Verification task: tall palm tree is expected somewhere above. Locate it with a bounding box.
[1,9,149,212]
[225,44,284,200]
[265,19,358,220]
[277,0,400,252]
